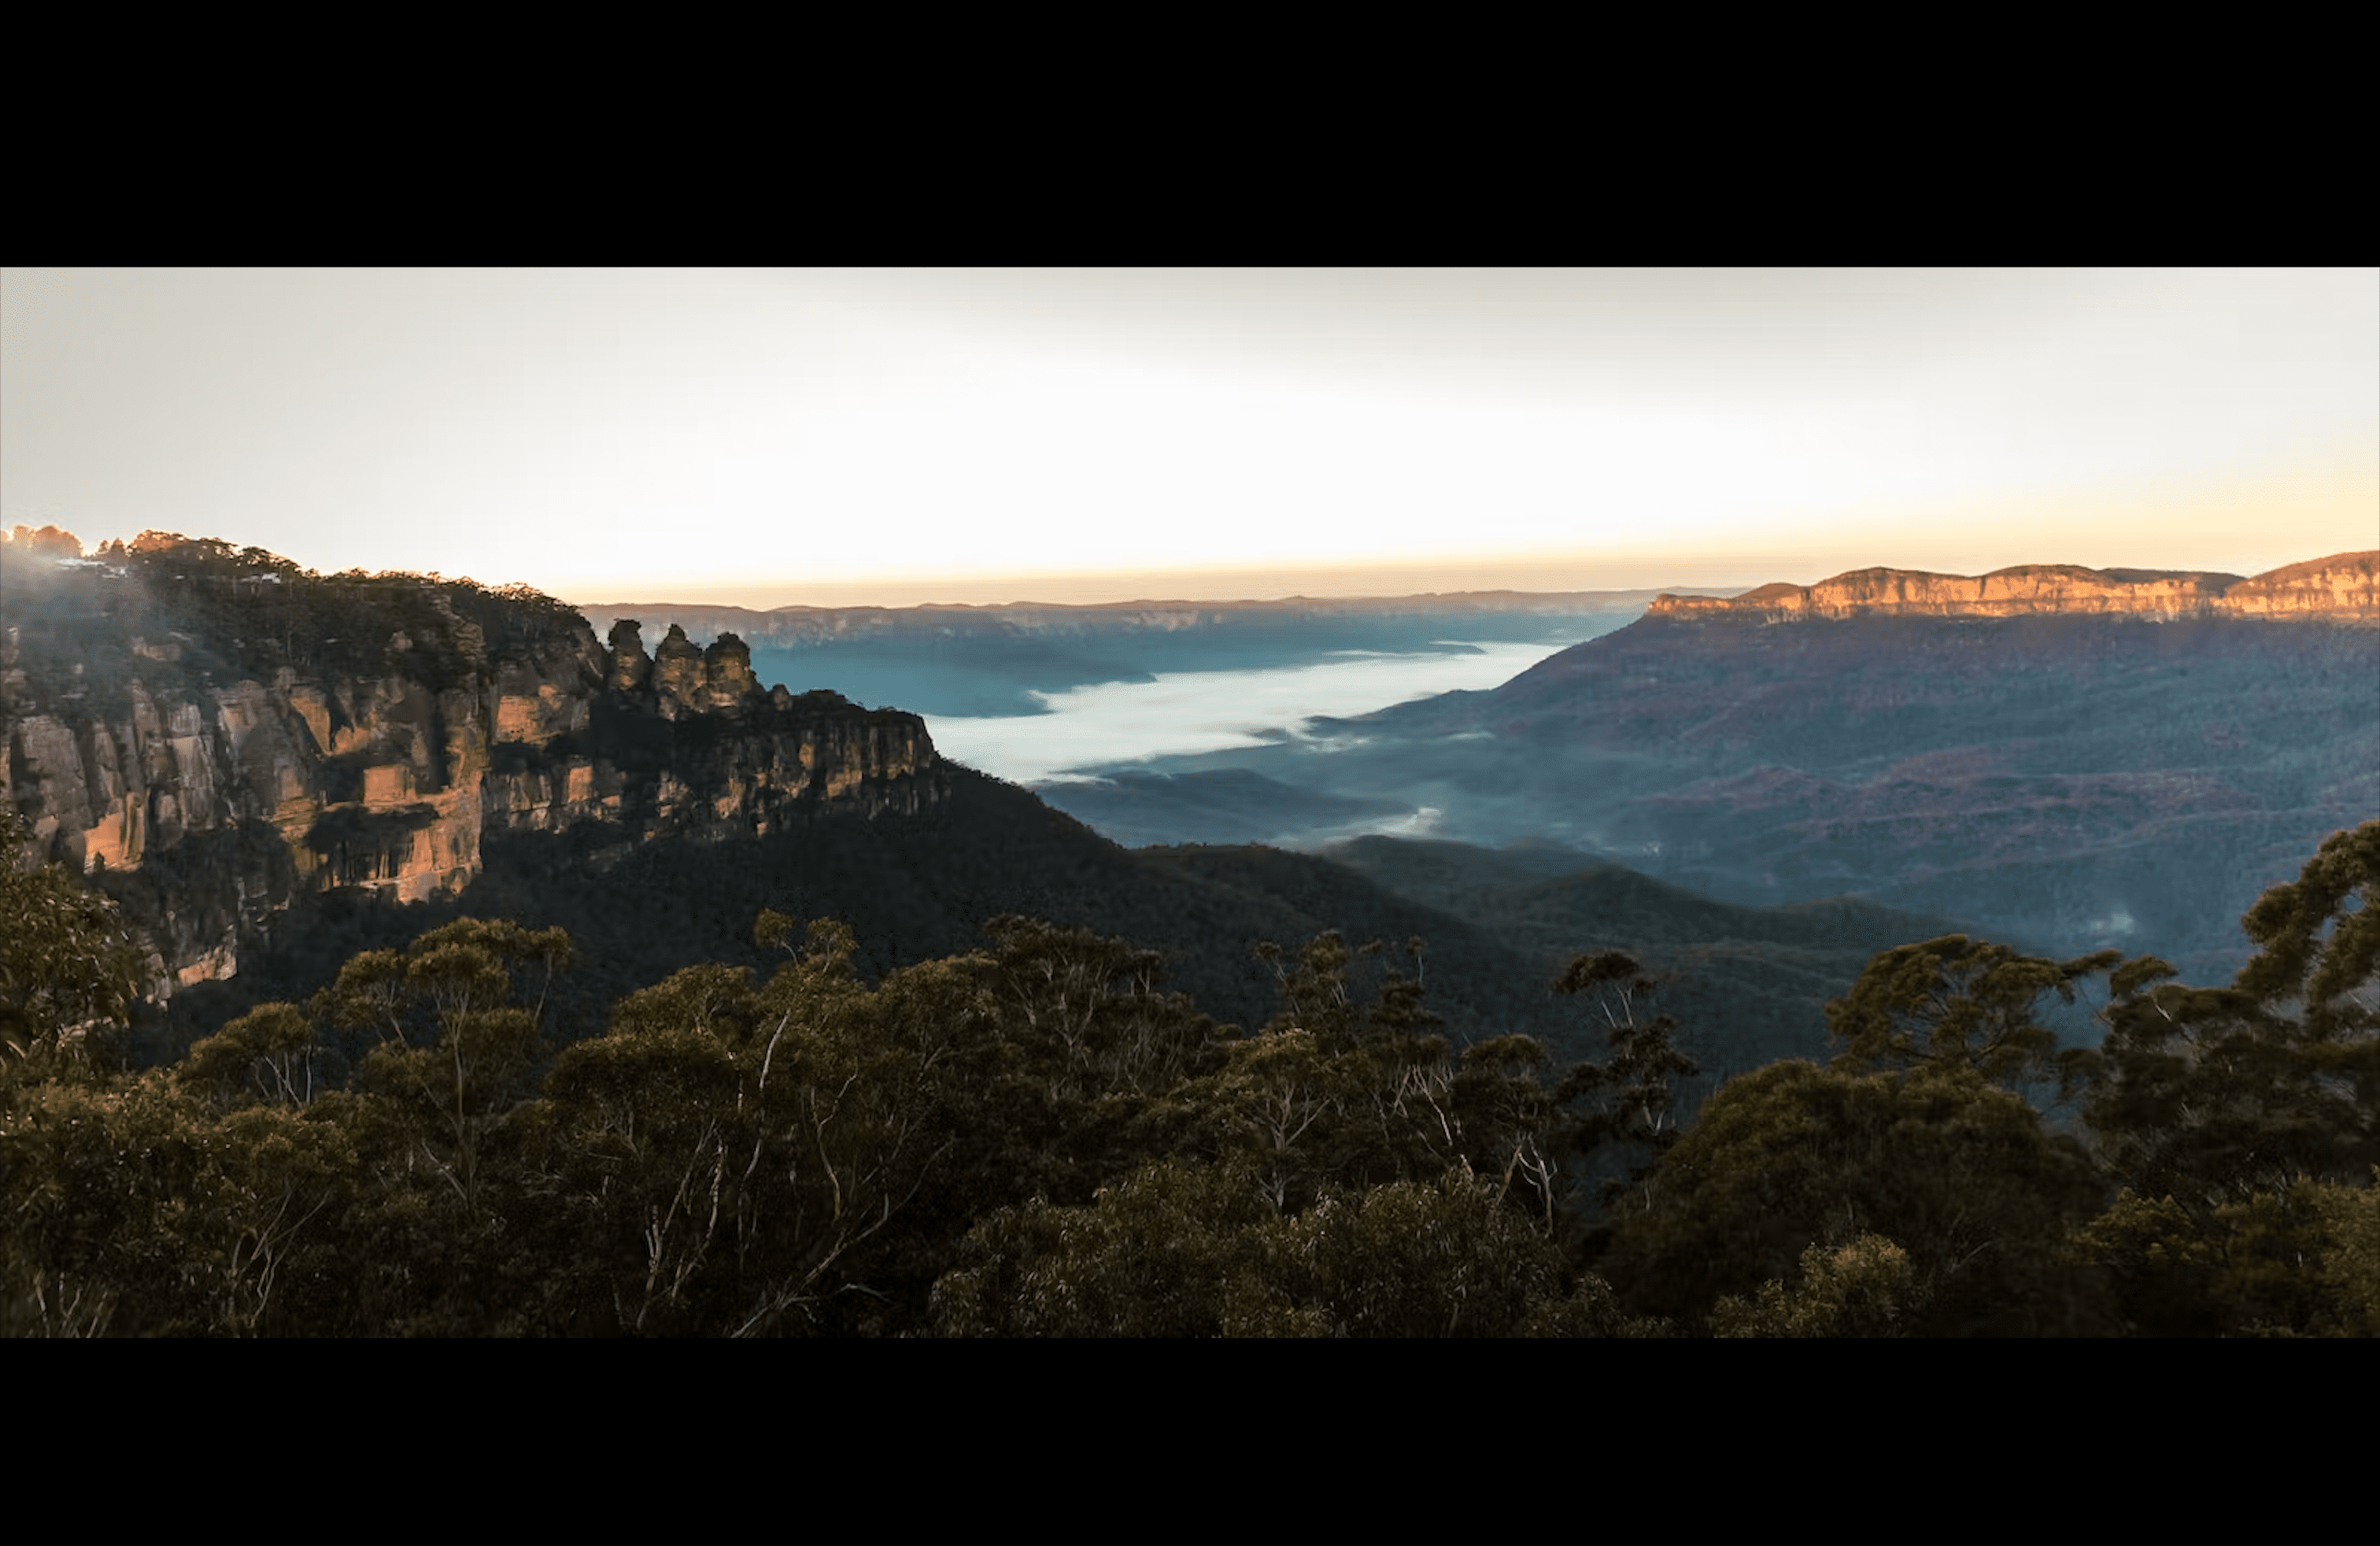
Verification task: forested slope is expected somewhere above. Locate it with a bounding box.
[8,812,2373,1337]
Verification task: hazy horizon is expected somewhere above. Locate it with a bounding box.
[6,531,2360,614]
[6,268,2372,610]
[561,544,2352,612]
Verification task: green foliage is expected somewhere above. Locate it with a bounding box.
[1825,934,2119,1089]
[1521,1270,1677,1337]
[607,962,767,1046]
[931,1158,1279,1336]
[752,908,796,954]
[2075,822,2380,1211]
[933,1157,1569,1337]
[1133,930,1537,1220]
[1,1068,359,1335]
[2064,1190,2216,1335]
[0,841,374,1334]
[2234,821,2380,1035]
[2,1073,180,1335]
[1254,930,1439,1052]
[534,1020,750,1333]
[1167,1026,1391,1210]
[1601,1059,2113,1334]
[180,1001,326,1108]
[1711,1233,1916,1337]
[1556,954,1699,1132]
[933,924,1603,1334]
[0,819,146,1064]
[521,915,1014,1334]
[324,918,572,1215]
[978,915,1218,1100]
[2070,1174,2380,1337]
[922,915,1231,1221]
[7,797,2370,1333]
[1550,950,1699,1210]
[0,532,592,699]
[1453,1033,1561,1229]
[2314,1171,2380,1336]
[1240,1168,1565,1336]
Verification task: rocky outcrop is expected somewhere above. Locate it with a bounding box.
[1649,552,2380,624]
[478,624,939,844]
[4,580,943,999]
[2216,552,2380,619]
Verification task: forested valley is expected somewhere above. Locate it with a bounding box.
[3,531,2374,1335]
[7,810,2375,1336]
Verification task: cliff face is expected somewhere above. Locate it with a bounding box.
[479,620,939,842]
[4,576,942,998]
[1648,551,2380,623]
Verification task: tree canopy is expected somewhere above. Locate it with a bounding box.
[2,819,2373,1335]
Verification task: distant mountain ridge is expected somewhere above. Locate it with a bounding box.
[13,534,2372,1072]
[1046,550,2379,985]
[575,588,1720,719]
[578,588,1717,645]
[1649,551,2378,623]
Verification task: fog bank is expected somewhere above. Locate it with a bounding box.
[925,640,1564,787]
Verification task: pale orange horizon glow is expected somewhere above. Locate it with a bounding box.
[555,439,2378,609]
[6,268,2372,610]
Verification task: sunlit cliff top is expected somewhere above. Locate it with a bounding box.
[1650,552,2379,623]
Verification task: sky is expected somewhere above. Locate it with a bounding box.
[3,268,2373,608]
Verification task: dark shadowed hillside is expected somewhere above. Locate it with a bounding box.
[1314,834,1986,1086]
[166,764,1575,1062]
[172,762,1976,1100]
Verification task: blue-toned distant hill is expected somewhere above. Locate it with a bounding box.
[575,590,1715,718]
[1050,555,2380,985]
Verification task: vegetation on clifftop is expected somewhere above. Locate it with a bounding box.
[8,533,2373,1333]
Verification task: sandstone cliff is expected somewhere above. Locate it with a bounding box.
[3,557,942,998]
[1648,551,2380,623]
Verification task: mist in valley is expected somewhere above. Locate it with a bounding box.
[737,571,2380,1000]
[924,638,1562,792]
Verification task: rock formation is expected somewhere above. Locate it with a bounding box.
[1648,552,2380,623]
[3,559,943,998]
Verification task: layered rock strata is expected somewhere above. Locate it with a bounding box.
[4,599,941,997]
[1649,551,2380,623]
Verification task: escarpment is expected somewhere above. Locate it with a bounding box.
[3,550,943,997]
[1649,551,2380,623]
[479,619,940,842]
